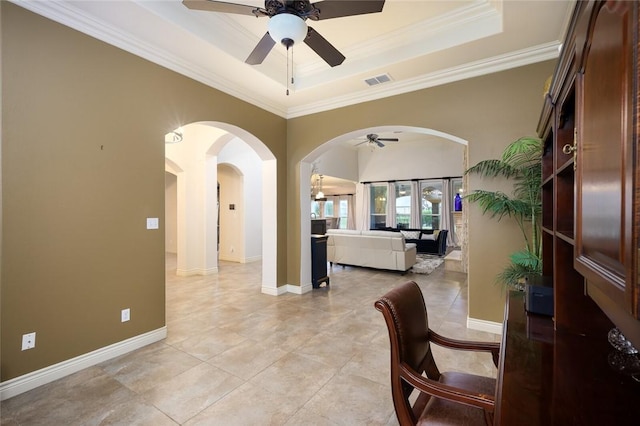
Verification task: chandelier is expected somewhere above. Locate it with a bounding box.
[310,165,327,201]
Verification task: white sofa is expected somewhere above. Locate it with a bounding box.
[326,229,417,272]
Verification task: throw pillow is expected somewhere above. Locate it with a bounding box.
[420,233,436,240]
[400,230,420,240]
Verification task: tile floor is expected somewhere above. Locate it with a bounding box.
[1,254,500,425]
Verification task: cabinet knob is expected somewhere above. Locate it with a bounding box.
[563,128,578,170]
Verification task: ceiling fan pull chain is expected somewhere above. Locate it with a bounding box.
[286,46,290,96]
[291,46,295,87]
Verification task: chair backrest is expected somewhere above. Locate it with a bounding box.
[374,281,440,424]
[437,229,449,255]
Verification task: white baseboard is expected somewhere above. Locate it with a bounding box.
[261,285,287,296]
[287,282,313,294]
[176,267,218,276]
[223,255,261,264]
[261,283,314,295]
[0,327,167,401]
[467,317,503,335]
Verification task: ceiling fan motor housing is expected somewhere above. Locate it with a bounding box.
[183,0,386,67]
[269,1,319,18]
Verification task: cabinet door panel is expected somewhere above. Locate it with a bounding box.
[575,1,634,313]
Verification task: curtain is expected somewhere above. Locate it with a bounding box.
[387,182,396,228]
[328,196,339,229]
[346,195,356,229]
[440,179,454,247]
[356,183,370,231]
[411,180,421,228]
[336,195,345,229]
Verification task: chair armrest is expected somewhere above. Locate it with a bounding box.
[428,329,500,367]
[400,363,495,411]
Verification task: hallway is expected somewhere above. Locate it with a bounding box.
[1,255,499,425]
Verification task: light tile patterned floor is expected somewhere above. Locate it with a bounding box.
[1,254,500,425]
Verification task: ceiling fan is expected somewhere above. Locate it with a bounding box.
[355,133,399,148]
[182,0,386,67]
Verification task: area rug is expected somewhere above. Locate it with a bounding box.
[411,254,444,275]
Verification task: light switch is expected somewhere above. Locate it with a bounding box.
[146,218,159,229]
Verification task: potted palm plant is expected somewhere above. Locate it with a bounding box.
[465,136,542,289]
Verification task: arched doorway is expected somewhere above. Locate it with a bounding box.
[299,125,469,288]
[165,122,278,295]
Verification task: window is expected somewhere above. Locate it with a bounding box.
[395,182,411,228]
[338,199,348,229]
[311,200,322,218]
[420,181,442,229]
[310,199,334,218]
[370,184,387,229]
[366,179,457,230]
[323,200,334,218]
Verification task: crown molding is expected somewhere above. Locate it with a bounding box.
[297,0,501,81]
[9,0,288,117]
[10,1,561,120]
[287,42,561,119]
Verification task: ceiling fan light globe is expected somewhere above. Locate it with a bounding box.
[268,13,307,46]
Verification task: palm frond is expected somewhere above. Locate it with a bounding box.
[464,190,532,220]
[510,250,542,271]
[502,137,543,168]
[467,136,544,289]
[496,260,541,289]
[465,159,519,179]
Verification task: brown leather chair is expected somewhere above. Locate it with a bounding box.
[374,281,500,425]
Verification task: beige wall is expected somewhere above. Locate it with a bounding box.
[286,61,555,323]
[1,1,555,383]
[1,3,286,381]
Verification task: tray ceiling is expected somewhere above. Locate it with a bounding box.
[12,0,574,118]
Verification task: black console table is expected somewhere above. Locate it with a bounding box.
[311,235,329,289]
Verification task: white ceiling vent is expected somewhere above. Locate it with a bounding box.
[364,73,393,87]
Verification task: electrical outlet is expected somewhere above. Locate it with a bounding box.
[22,332,36,351]
[121,308,130,322]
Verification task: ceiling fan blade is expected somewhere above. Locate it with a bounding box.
[312,0,385,20]
[376,141,385,148]
[245,32,276,65]
[354,140,368,146]
[182,0,263,16]
[304,27,345,67]
[377,138,399,142]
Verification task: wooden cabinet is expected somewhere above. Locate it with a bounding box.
[539,0,611,336]
[495,3,640,422]
[538,0,640,341]
[573,1,640,335]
